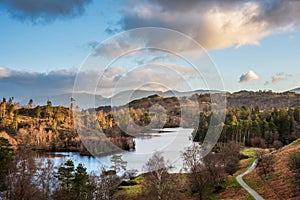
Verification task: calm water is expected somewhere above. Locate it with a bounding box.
[38,128,194,174]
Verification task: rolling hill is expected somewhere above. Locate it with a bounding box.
[243,138,300,199]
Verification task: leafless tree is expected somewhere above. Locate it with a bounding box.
[36,159,57,200]
[142,152,179,200]
[6,146,43,200]
[94,168,121,200]
[182,144,209,200]
[255,150,274,178]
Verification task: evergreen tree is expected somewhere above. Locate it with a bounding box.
[57,160,75,192]
[110,154,127,173]
[72,163,95,200]
[0,137,13,191]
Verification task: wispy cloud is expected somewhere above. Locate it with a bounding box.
[0,0,92,23]
[264,72,293,85]
[112,0,300,49]
[239,70,260,83]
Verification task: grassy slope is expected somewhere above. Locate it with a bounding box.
[217,148,263,200]
[243,139,300,200]
[113,173,195,200]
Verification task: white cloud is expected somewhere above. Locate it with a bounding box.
[272,74,284,83]
[116,0,300,50]
[96,63,201,97]
[0,67,11,78]
[239,70,260,83]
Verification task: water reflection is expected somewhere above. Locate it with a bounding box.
[37,128,193,174]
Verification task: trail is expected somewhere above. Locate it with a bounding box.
[236,159,264,200]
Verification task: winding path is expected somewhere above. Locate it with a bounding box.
[236,159,264,200]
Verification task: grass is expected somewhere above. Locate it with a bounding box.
[217,147,263,200]
[241,138,300,200]
[240,147,262,157]
[113,175,144,200]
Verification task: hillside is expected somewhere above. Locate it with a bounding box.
[243,138,300,199]
[0,100,134,154]
[1,90,300,154]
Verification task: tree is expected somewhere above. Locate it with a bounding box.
[256,150,274,177]
[6,146,42,200]
[142,152,179,200]
[0,137,13,191]
[72,163,95,200]
[47,99,52,107]
[56,160,75,194]
[110,154,127,173]
[95,168,121,200]
[28,99,33,108]
[46,99,53,119]
[35,106,41,118]
[221,142,240,175]
[11,110,19,132]
[37,159,56,200]
[70,97,75,110]
[8,97,14,105]
[182,144,209,200]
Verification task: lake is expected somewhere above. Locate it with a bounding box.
[37,128,194,174]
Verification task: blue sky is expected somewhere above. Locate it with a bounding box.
[0,0,299,101]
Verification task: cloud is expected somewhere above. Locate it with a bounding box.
[0,0,92,23]
[1,63,197,100]
[264,72,293,85]
[272,74,284,83]
[0,67,77,99]
[239,70,260,83]
[114,0,300,49]
[0,67,11,78]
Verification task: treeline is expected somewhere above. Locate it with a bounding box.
[0,98,80,151]
[0,98,135,154]
[194,106,300,148]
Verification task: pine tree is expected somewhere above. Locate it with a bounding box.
[72,163,95,200]
[0,137,13,191]
[57,160,75,192]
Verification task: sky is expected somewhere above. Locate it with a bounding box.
[0,0,300,102]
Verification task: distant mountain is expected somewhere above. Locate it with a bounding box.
[110,89,224,106]
[20,89,225,109]
[289,87,300,94]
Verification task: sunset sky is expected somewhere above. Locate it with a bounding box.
[0,0,299,101]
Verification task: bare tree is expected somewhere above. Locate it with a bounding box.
[142,152,179,200]
[220,141,240,176]
[182,144,208,200]
[94,168,121,200]
[255,150,274,178]
[6,146,43,200]
[36,159,57,200]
